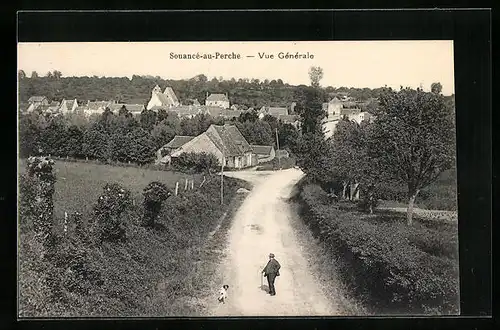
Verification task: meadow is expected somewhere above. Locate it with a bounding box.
[18,159,201,220]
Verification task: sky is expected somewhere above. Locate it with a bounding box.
[18,41,455,95]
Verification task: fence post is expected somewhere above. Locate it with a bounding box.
[191,179,194,190]
[175,182,179,196]
[64,211,68,234]
[184,178,188,190]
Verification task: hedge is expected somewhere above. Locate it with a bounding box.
[298,183,459,315]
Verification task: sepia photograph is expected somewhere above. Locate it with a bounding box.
[17,40,458,317]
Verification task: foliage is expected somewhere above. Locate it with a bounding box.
[370,87,456,224]
[299,183,459,314]
[93,183,133,242]
[172,152,220,174]
[308,66,324,88]
[142,182,172,227]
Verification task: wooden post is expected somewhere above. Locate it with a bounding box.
[191,179,194,190]
[64,212,68,234]
[184,178,188,190]
[175,182,179,196]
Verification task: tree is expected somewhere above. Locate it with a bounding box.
[142,182,171,227]
[53,70,62,79]
[140,109,158,132]
[308,66,324,88]
[371,87,455,225]
[31,71,39,79]
[431,82,443,94]
[93,183,132,241]
[293,85,327,135]
[46,71,53,78]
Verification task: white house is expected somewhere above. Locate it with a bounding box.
[146,85,180,110]
[205,93,230,109]
[26,96,49,112]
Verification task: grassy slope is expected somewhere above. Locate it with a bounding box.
[19,159,201,219]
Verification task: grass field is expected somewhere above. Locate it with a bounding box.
[18,159,201,220]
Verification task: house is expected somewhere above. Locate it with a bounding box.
[350,111,374,124]
[156,135,196,165]
[276,149,290,159]
[205,93,230,109]
[146,85,180,110]
[230,104,240,110]
[27,96,49,112]
[84,101,113,116]
[164,105,203,118]
[59,99,79,113]
[324,97,343,119]
[251,145,276,163]
[258,106,288,119]
[170,124,257,169]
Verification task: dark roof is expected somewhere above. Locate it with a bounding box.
[168,106,202,117]
[203,107,241,118]
[165,136,196,149]
[329,97,342,104]
[251,145,274,156]
[260,106,288,116]
[109,103,145,112]
[28,96,47,103]
[88,101,112,110]
[206,93,229,102]
[206,125,252,156]
[340,108,361,115]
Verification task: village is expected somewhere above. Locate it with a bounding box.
[21,84,375,170]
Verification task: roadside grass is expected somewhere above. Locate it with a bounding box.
[18,158,248,317]
[297,183,459,315]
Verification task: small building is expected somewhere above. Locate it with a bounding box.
[251,145,276,163]
[59,99,79,113]
[27,96,49,112]
[205,93,230,109]
[109,103,145,116]
[258,106,288,119]
[147,85,180,110]
[84,101,113,116]
[324,97,343,119]
[156,135,196,165]
[277,114,301,128]
[170,124,257,169]
[230,104,240,110]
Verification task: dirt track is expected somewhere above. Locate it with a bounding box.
[210,168,342,316]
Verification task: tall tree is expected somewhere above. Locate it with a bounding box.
[31,71,39,79]
[431,82,443,94]
[18,70,26,80]
[371,87,455,225]
[308,66,324,88]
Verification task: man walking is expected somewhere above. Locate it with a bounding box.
[262,253,281,296]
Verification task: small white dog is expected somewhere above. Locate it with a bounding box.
[218,284,229,304]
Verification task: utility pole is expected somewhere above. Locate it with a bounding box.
[275,127,281,170]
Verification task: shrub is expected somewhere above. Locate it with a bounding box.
[298,183,459,314]
[93,183,133,242]
[142,181,172,227]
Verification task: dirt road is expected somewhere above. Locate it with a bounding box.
[211,168,341,316]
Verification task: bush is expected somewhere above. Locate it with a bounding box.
[142,181,172,227]
[298,183,459,314]
[93,183,133,242]
[172,152,220,174]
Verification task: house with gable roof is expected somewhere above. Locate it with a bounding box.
[27,96,49,112]
[205,93,230,109]
[59,99,79,113]
[147,85,180,110]
[169,124,257,169]
[258,106,288,119]
[251,145,276,163]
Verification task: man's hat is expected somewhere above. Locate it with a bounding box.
[269,253,275,258]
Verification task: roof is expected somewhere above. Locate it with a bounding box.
[108,103,144,112]
[276,149,290,158]
[329,97,342,104]
[126,99,146,105]
[74,106,87,112]
[63,99,77,108]
[203,107,241,118]
[251,145,274,156]
[340,108,361,116]
[28,96,47,103]
[88,101,112,110]
[168,106,202,117]
[206,125,252,156]
[163,87,179,105]
[261,106,288,116]
[50,101,60,106]
[206,93,229,102]
[164,136,196,149]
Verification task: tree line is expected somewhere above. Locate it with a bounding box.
[18,106,300,167]
[18,70,398,110]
